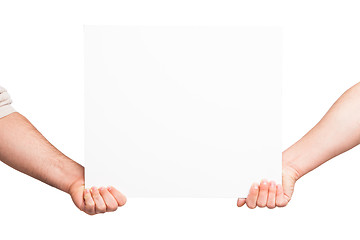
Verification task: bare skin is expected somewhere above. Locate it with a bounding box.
[0,112,126,215]
[238,82,360,208]
[1,83,359,212]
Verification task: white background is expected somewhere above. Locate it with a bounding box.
[0,0,359,239]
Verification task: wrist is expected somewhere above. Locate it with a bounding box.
[282,149,302,182]
[59,157,85,194]
[67,175,84,195]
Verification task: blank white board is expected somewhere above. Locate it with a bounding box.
[84,26,282,197]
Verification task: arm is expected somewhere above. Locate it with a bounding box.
[238,82,360,208]
[284,82,360,178]
[0,112,126,215]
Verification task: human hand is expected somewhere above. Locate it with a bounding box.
[68,179,127,215]
[237,166,299,209]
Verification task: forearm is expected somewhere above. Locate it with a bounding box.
[0,112,83,193]
[283,82,360,179]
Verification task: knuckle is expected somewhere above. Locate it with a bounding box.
[84,209,95,215]
[85,206,95,214]
[86,201,95,208]
[93,193,102,199]
[107,205,118,212]
[118,197,127,206]
[267,204,276,209]
[277,201,287,208]
[97,205,106,213]
[246,203,256,209]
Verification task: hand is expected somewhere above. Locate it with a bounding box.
[68,178,127,215]
[237,166,299,209]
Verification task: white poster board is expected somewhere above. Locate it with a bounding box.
[84,26,282,197]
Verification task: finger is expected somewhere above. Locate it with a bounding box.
[275,184,287,207]
[246,183,259,209]
[91,187,107,213]
[237,198,246,207]
[107,186,127,206]
[83,188,96,215]
[256,179,269,208]
[266,181,276,209]
[99,187,118,212]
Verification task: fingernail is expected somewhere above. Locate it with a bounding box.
[99,187,105,191]
[270,181,275,187]
[107,186,112,191]
[84,188,89,194]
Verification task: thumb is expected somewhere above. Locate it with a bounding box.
[68,180,86,211]
[281,166,298,202]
